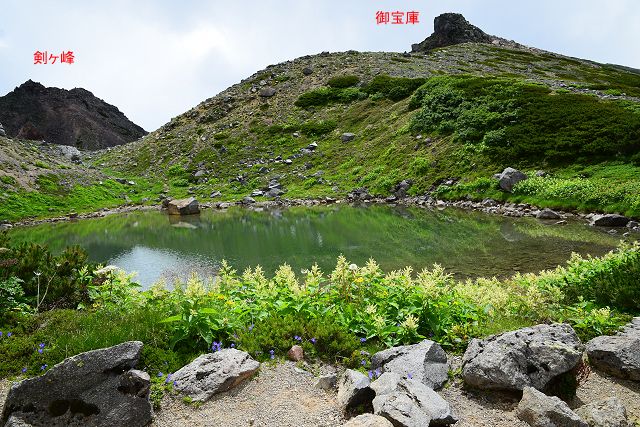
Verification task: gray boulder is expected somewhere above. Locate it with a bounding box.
[259,87,277,97]
[575,398,629,427]
[462,323,583,391]
[0,341,152,427]
[516,387,587,427]
[498,167,528,192]
[342,414,394,427]
[370,372,457,426]
[341,133,356,142]
[537,209,561,220]
[371,340,449,389]
[586,317,640,380]
[302,67,314,76]
[56,145,81,162]
[591,214,630,227]
[337,369,374,410]
[167,197,200,215]
[171,349,260,402]
[242,196,256,204]
[0,123,6,137]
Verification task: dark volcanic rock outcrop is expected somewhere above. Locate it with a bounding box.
[412,13,515,53]
[0,80,146,149]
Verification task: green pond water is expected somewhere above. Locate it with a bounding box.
[8,205,625,288]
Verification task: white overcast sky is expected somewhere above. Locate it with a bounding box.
[1,0,639,131]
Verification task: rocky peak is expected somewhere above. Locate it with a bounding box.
[0,80,146,149]
[411,13,511,53]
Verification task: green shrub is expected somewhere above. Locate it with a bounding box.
[0,175,16,185]
[167,164,186,177]
[364,75,427,101]
[327,75,360,89]
[0,234,92,310]
[0,277,31,320]
[170,178,189,187]
[410,76,640,165]
[295,87,367,108]
[300,120,337,136]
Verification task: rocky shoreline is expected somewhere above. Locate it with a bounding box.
[5,195,640,235]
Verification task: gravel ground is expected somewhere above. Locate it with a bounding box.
[0,379,10,416]
[153,362,345,427]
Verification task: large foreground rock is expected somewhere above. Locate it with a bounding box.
[371,340,449,389]
[0,341,152,427]
[462,323,583,391]
[516,387,587,427]
[172,349,259,402]
[586,317,640,380]
[498,167,528,192]
[166,197,200,215]
[370,372,457,426]
[575,398,630,427]
[590,214,631,227]
[337,369,374,410]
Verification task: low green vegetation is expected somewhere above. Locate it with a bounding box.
[0,178,163,221]
[1,229,638,381]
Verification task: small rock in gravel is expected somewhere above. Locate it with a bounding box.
[516,387,587,427]
[288,346,304,361]
[342,413,394,427]
[315,374,338,391]
[575,397,629,427]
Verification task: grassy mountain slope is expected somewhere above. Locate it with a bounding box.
[94,43,640,215]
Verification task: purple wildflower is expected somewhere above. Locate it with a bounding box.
[294,335,302,342]
[368,370,374,380]
[39,343,45,348]
[310,338,317,344]
[0,332,3,337]
[6,332,11,338]
[40,364,47,371]
[248,324,254,331]
[173,381,177,387]
[21,367,27,374]
[157,372,164,377]
[37,348,43,354]
[230,343,236,348]
[269,349,275,360]
[374,368,382,378]
[211,341,222,352]
[360,337,367,343]
[407,372,413,379]
[360,359,366,366]
[165,374,172,383]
